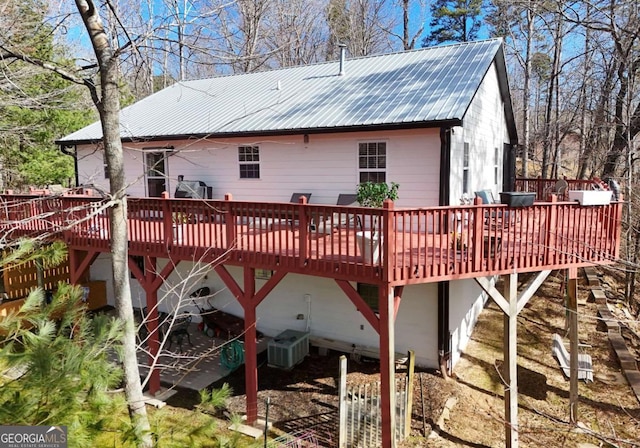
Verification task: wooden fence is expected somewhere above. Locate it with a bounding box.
[338,353,415,447]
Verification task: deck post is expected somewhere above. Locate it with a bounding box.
[297,196,309,264]
[69,249,82,284]
[224,194,236,248]
[546,195,558,265]
[161,192,173,246]
[144,256,161,396]
[472,197,484,271]
[567,267,579,422]
[379,283,396,448]
[504,272,518,448]
[242,267,258,425]
[338,355,347,448]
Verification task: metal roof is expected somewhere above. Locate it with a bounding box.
[58,39,515,145]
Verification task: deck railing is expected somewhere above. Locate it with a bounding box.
[0,194,623,285]
[514,178,598,201]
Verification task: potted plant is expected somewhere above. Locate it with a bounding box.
[451,231,467,253]
[172,211,190,243]
[355,182,399,263]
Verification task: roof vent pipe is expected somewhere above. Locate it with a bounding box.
[338,44,346,76]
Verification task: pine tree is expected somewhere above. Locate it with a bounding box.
[0,283,125,447]
[422,0,483,47]
[0,0,94,189]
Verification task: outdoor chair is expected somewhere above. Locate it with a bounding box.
[475,189,510,227]
[311,193,359,234]
[474,189,499,205]
[164,311,193,352]
[138,307,193,352]
[551,333,593,382]
[250,192,312,230]
[290,192,312,203]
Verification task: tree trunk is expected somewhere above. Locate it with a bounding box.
[541,8,563,179]
[403,0,409,50]
[522,2,534,178]
[74,1,153,447]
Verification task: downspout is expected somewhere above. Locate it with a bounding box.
[438,127,452,375]
[60,144,79,187]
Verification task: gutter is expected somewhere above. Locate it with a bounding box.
[438,126,452,375]
[54,119,463,147]
[59,144,79,187]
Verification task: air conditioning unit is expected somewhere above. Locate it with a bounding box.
[268,329,309,369]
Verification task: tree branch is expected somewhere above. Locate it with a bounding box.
[0,46,100,107]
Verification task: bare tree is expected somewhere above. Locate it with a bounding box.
[327,0,394,58]
[73,1,153,446]
[384,0,426,50]
[487,0,539,177]
[262,0,328,67]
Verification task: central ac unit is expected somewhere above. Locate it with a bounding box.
[268,329,309,369]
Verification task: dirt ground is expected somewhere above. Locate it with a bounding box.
[167,270,640,447]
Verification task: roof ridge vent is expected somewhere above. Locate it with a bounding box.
[338,44,347,76]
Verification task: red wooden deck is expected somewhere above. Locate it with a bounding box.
[0,193,622,286]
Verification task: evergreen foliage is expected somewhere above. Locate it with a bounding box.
[0,0,94,189]
[422,0,483,46]
[0,284,125,447]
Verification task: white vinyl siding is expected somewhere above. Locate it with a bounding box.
[77,128,441,207]
[449,61,509,204]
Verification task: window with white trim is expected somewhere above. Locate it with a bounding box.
[462,142,470,194]
[238,146,260,179]
[144,149,171,197]
[358,142,386,183]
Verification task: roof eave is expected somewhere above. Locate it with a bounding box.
[494,44,518,144]
[55,119,464,146]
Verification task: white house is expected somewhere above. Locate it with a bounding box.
[58,38,517,373]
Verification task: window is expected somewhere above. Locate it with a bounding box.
[357,283,379,312]
[255,269,272,280]
[239,146,260,179]
[494,147,499,185]
[462,142,470,194]
[144,150,171,197]
[130,255,144,279]
[358,142,386,183]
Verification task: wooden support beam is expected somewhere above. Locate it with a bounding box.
[335,280,380,334]
[127,256,180,396]
[212,265,288,427]
[504,273,518,448]
[477,270,555,448]
[68,249,99,284]
[250,269,286,307]
[516,270,552,314]
[379,284,396,448]
[214,265,243,300]
[567,268,579,423]
[394,286,403,319]
[144,257,161,395]
[475,276,509,315]
[149,256,180,292]
[404,350,415,438]
[243,267,258,425]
